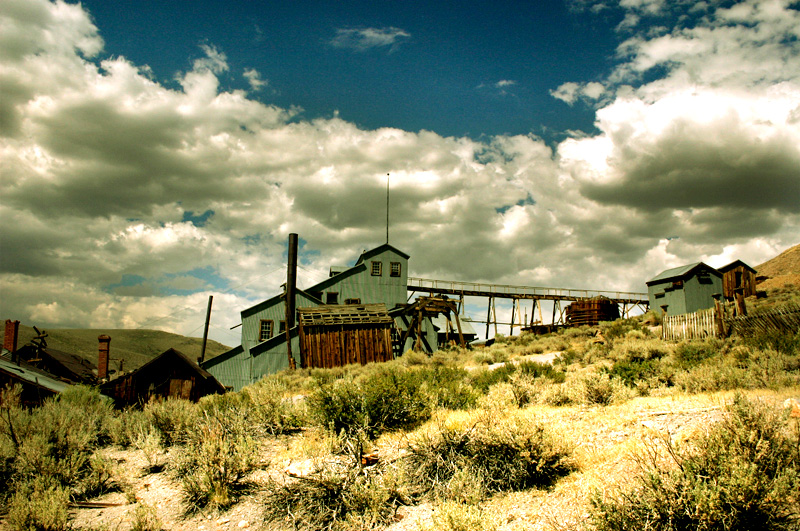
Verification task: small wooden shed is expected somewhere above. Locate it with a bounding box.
[718,260,757,299]
[100,348,225,407]
[297,304,394,369]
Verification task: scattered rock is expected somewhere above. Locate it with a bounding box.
[238,520,249,528]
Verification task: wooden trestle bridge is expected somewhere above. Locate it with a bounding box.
[407,277,649,338]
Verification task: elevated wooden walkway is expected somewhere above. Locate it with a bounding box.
[407,277,649,338]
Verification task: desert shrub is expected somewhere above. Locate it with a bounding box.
[413,366,479,410]
[404,416,574,501]
[143,398,197,446]
[589,394,800,531]
[672,339,720,369]
[172,411,259,511]
[107,407,149,447]
[606,358,662,388]
[309,368,431,440]
[6,476,71,531]
[263,463,396,531]
[600,318,643,340]
[742,327,800,356]
[129,502,162,531]
[133,426,164,473]
[565,373,633,406]
[421,502,498,531]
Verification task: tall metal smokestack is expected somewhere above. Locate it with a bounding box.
[98,335,111,380]
[285,233,298,369]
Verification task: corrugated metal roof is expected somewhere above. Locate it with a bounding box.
[647,262,721,285]
[0,357,70,394]
[298,303,392,326]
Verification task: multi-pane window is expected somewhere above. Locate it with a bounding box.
[371,261,382,276]
[390,262,401,277]
[259,320,273,342]
[279,320,286,334]
[326,292,339,304]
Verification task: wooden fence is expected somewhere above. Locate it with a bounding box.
[662,308,719,340]
[725,303,800,337]
[662,303,799,341]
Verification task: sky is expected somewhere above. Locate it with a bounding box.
[1,0,799,347]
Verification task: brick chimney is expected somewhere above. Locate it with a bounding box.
[4,320,19,362]
[98,335,111,380]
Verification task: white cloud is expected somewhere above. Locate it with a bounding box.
[243,68,268,91]
[330,27,410,51]
[1,0,798,344]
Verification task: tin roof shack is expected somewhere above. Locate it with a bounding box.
[566,297,620,327]
[718,260,757,300]
[101,348,225,407]
[203,243,419,390]
[13,344,97,385]
[0,357,69,407]
[298,304,394,369]
[646,262,722,316]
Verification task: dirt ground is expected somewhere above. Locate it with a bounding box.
[58,389,799,531]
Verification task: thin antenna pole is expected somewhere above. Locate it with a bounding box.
[386,173,390,244]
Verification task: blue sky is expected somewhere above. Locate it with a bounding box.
[1,0,799,345]
[79,0,619,140]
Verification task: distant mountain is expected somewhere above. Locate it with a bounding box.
[755,243,800,291]
[5,322,232,374]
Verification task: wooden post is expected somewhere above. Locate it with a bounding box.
[510,298,516,335]
[286,233,298,370]
[485,297,492,339]
[199,295,213,364]
[712,293,726,338]
[734,288,747,317]
[660,304,668,340]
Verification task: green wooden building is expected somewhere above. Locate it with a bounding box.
[646,262,723,316]
[203,243,437,390]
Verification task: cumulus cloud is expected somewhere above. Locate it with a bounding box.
[330,27,410,51]
[243,68,268,91]
[0,0,798,344]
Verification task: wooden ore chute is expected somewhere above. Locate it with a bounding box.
[391,296,466,354]
[297,304,394,369]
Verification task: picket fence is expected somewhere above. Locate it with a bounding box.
[662,303,800,341]
[662,308,719,340]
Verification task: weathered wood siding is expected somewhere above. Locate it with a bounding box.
[662,308,719,340]
[721,266,757,299]
[300,324,393,368]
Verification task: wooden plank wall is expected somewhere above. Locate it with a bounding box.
[300,324,393,369]
[662,308,719,340]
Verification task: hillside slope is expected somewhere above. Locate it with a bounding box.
[5,322,232,373]
[755,243,800,291]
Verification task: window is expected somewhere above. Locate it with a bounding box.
[672,280,683,289]
[390,262,401,277]
[371,261,382,276]
[326,292,339,304]
[259,320,273,342]
[344,298,361,304]
[654,293,665,299]
[279,320,286,334]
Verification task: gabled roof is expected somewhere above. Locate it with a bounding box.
[718,260,756,274]
[355,243,410,264]
[241,243,409,318]
[16,345,96,383]
[646,262,721,285]
[0,357,70,394]
[109,348,223,390]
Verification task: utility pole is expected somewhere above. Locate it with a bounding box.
[199,295,213,364]
[285,233,298,369]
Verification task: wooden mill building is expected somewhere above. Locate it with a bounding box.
[203,243,439,390]
[646,262,722,316]
[718,260,757,300]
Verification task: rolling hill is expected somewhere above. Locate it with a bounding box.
[755,243,800,291]
[4,322,232,373]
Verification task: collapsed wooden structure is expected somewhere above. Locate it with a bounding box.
[391,296,466,353]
